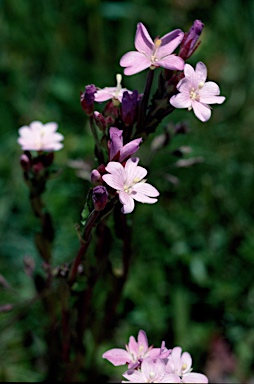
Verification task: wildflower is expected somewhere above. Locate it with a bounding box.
[170,62,225,122]
[80,84,97,115]
[102,158,159,214]
[92,186,108,211]
[122,357,180,383]
[108,127,142,162]
[179,20,204,60]
[120,22,184,76]
[94,74,132,105]
[18,121,64,152]
[102,329,166,369]
[165,347,209,383]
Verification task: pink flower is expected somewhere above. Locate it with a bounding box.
[122,357,180,383]
[94,74,132,104]
[120,22,184,76]
[18,121,64,152]
[170,62,225,122]
[102,330,167,369]
[102,158,159,214]
[109,127,142,162]
[165,347,209,383]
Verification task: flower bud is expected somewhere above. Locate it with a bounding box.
[91,169,103,186]
[94,111,107,131]
[179,20,204,60]
[92,186,108,211]
[80,84,97,116]
[20,153,31,171]
[121,90,139,126]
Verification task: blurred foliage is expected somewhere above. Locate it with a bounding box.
[1,0,254,382]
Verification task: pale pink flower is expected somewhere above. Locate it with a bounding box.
[170,62,225,122]
[94,74,132,104]
[102,330,167,369]
[18,121,64,152]
[122,357,180,383]
[120,22,184,76]
[102,158,159,214]
[165,347,209,383]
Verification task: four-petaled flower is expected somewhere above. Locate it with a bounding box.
[120,22,185,75]
[170,62,225,122]
[165,347,209,383]
[94,74,132,105]
[18,121,64,152]
[102,329,169,369]
[102,158,159,214]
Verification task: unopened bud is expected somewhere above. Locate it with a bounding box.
[121,90,139,126]
[80,84,97,115]
[92,186,108,211]
[179,20,204,60]
[91,169,102,186]
[20,153,31,171]
[94,111,107,131]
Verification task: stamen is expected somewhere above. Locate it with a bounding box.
[133,177,140,184]
[154,37,162,48]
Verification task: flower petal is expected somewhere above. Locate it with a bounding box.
[159,29,184,57]
[137,330,149,351]
[120,52,151,75]
[170,93,192,109]
[119,191,135,214]
[132,182,159,198]
[94,88,114,102]
[182,372,209,383]
[119,138,142,162]
[195,61,207,83]
[134,22,153,55]
[192,100,211,122]
[102,348,131,366]
[157,55,184,71]
[200,82,225,104]
[184,64,198,88]
[181,351,192,373]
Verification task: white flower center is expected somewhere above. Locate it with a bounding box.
[123,177,141,194]
[189,81,204,102]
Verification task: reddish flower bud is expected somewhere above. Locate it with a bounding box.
[92,186,108,211]
[91,169,103,186]
[179,20,204,60]
[80,84,97,116]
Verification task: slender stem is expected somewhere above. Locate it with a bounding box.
[67,210,100,286]
[136,69,155,134]
[89,115,104,164]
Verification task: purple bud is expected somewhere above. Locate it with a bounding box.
[91,169,102,185]
[80,84,97,115]
[94,111,107,131]
[121,90,139,126]
[179,20,204,60]
[109,127,123,161]
[92,186,108,211]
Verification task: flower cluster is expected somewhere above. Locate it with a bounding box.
[103,330,209,383]
[16,18,226,382]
